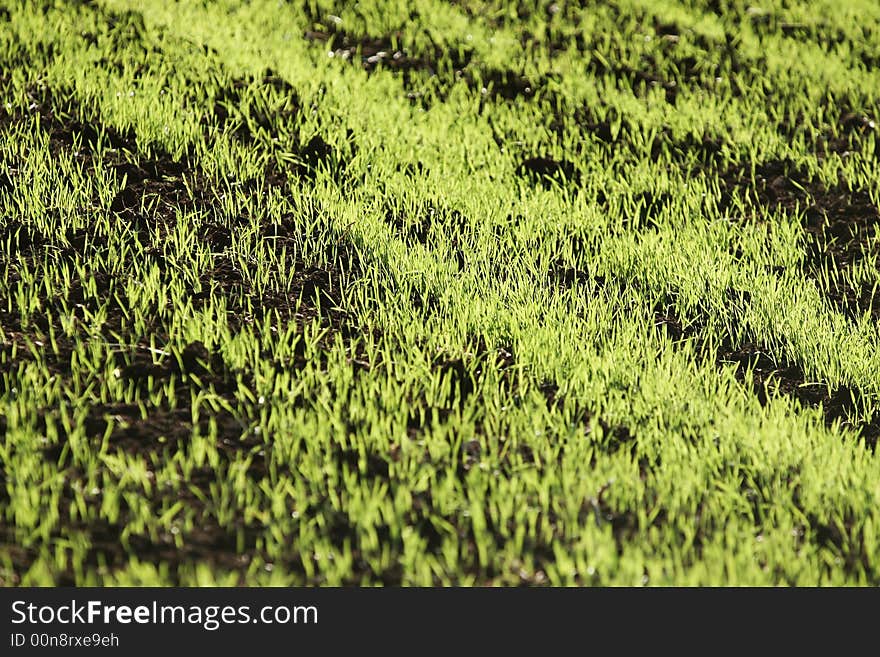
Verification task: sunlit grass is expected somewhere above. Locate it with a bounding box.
[1,0,879,586]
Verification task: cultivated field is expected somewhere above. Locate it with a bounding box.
[1,0,879,585]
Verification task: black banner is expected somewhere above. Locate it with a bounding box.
[0,587,872,653]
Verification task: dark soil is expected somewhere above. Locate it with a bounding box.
[629,190,674,230]
[206,69,300,145]
[465,68,543,102]
[587,57,681,105]
[384,206,431,245]
[517,156,580,187]
[380,202,474,270]
[544,265,628,300]
[302,15,549,106]
[655,305,879,451]
[541,98,730,178]
[305,26,453,74]
[1,331,271,584]
[13,82,214,245]
[303,19,472,106]
[0,79,366,583]
[546,264,595,290]
[796,95,877,148]
[204,70,344,183]
[5,82,358,326]
[719,159,880,321]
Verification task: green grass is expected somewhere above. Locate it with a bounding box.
[1,0,879,585]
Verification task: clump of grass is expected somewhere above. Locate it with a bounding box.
[1,0,879,586]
